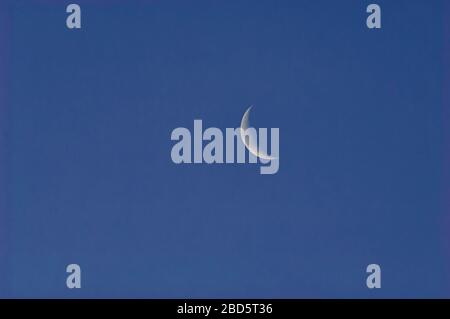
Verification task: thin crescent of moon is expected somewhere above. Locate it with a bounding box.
[239,106,277,160]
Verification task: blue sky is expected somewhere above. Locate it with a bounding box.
[0,0,449,297]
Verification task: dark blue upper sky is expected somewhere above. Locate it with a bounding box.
[1,0,449,297]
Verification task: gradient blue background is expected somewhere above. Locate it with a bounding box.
[1,0,449,297]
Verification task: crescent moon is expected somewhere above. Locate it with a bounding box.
[240,106,277,160]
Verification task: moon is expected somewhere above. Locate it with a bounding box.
[240,106,277,160]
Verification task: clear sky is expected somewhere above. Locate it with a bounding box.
[0,0,449,298]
